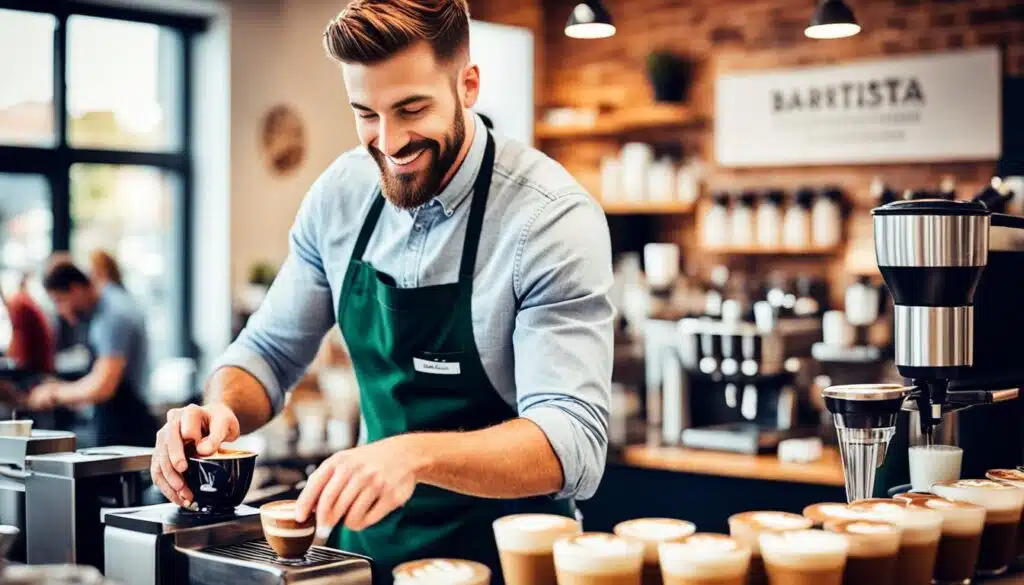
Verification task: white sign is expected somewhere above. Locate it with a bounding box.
[715,48,1001,167]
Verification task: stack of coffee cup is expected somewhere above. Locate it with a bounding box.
[801,503,864,528]
[932,478,1024,577]
[894,492,986,585]
[757,529,848,585]
[728,511,812,585]
[658,534,751,585]
[493,514,581,585]
[986,469,1024,563]
[847,499,942,585]
[823,519,901,585]
[393,559,491,585]
[614,518,696,585]
[553,533,644,585]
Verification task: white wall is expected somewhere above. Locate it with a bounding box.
[229,0,359,289]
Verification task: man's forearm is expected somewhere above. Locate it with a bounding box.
[407,418,564,499]
[204,367,274,435]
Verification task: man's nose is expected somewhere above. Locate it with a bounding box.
[377,118,408,157]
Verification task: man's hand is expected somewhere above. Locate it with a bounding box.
[151,403,240,506]
[295,435,427,533]
[24,383,59,411]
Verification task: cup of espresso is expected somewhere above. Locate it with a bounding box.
[260,500,314,561]
[492,513,581,585]
[908,445,962,492]
[823,519,901,585]
[393,559,491,585]
[932,478,1024,577]
[847,498,942,585]
[728,511,812,585]
[614,518,695,585]
[801,503,864,528]
[986,469,1024,562]
[757,529,848,585]
[553,533,644,585]
[894,492,986,585]
[183,448,257,514]
[658,534,751,585]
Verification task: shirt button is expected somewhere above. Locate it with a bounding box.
[414,224,423,231]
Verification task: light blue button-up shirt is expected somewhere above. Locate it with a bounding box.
[215,115,614,500]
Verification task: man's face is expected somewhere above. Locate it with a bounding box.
[343,41,478,209]
[47,284,92,325]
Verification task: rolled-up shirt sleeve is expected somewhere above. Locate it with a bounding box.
[514,193,615,501]
[211,167,339,414]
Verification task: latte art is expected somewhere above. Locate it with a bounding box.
[751,512,814,530]
[659,534,752,581]
[615,518,695,541]
[394,559,489,585]
[553,533,644,575]
[507,514,578,532]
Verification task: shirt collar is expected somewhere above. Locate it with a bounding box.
[422,112,486,217]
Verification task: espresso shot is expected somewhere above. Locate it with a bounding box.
[260,500,315,561]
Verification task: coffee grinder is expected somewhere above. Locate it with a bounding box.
[824,199,1024,501]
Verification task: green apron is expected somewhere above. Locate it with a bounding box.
[332,131,573,584]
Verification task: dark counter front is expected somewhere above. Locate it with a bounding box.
[578,446,847,533]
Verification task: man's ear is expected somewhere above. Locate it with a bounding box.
[460,63,480,109]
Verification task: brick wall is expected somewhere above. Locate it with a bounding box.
[471,0,1024,298]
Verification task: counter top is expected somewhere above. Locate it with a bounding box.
[616,445,846,487]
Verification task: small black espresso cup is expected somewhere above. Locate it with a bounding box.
[183,447,257,514]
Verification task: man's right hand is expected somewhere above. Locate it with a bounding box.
[151,403,241,506]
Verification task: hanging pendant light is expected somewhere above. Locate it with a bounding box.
[805,0,861,39]
[565,0,616,39]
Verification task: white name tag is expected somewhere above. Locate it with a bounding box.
[413,357,462,375]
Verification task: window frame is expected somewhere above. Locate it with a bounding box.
[0,0,206,358]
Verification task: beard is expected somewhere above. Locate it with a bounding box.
[368,106,466,210]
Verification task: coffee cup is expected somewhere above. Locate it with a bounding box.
[895,492,986,585]
[493,513,580,585]
[758,529,847,585]
[553,533,644,585]
[908,445,962,492]
[986,469,1024,563]
[932,478,1024,577]
[848,498,943,585]
[393,559,491,585]
[614,518,695,585]
[0,420,32,437]
[728,511,812,585]
[260,500,314,561]
[801,503,864,528]
[659,534,751,585]
[823,519,901,585]
[182,447,257,514]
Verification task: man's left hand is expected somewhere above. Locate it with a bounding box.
[295,435,425,532]
[24,383,59,411]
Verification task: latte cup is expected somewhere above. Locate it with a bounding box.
[986,469,1024,563]
[260,500,314,561]
[393,559,491,585]
[659,534,751,585]
[614,518,696,585]
[823,519,901,585]
[553,533,644,585]
[493,514,581,585]
[847,498,942,585]
[801,503,865,528]
[895,492,986,585]
[758,529,847,585]
[932,479,1024,577]
[728,511,812,585]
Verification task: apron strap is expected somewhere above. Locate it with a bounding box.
[352,194,387,261]
[458,131,496,280]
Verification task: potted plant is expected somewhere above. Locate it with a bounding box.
[646,50,694,103]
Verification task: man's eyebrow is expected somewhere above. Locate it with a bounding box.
[350,102,373,112]
[391,95,432,109]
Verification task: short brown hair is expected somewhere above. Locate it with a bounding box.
[324,0,470,65]
[43,254,91,292]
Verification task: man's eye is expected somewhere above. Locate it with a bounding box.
[401,107,426,116]
[359,113,378,120]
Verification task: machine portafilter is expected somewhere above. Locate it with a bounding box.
[824,198,1024,501]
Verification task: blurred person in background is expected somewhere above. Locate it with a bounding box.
[89,249,124,290]
[22,255,157,447]
[0,274,55,376]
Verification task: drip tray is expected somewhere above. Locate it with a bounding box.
[201,540,352,568]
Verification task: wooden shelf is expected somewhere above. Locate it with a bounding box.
[536,104,702,140]
[703,245,841,255]
[601,200,695,215]
[618,445,845,487]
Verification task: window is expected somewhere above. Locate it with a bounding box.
[0,1,205,359]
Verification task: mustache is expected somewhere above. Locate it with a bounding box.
[372,139,439,162]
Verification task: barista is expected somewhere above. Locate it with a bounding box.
[150,0,614,580]
[22,256,157,447]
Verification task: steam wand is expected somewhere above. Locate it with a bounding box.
[907,379,1019,438]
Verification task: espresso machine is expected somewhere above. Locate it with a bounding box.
[103,504,372,584]
[824,198,1024,501]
